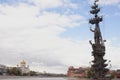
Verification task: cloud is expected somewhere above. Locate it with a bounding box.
[90,0,120,5]
[0,0,87,73]
[100,0,120,5]
[115,12,120,16]
[28,0,63,9]
[114,4,120,16]
[105,40,120,70]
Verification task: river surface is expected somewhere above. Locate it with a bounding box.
[0,77,88,80]
[0,76,118,80]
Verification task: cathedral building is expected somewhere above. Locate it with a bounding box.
[17,60,30,75]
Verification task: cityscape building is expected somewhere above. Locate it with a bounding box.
[17,60,30,75]
[67,66,88,78]
[0,64,7,75]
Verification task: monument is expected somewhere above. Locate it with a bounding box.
[89,0,110,79]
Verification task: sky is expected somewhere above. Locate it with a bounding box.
[0,0,120,74]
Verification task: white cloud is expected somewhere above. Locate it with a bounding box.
[90,0,120,5]
[28,0,63,9]
[105,41,120,70]
[115,12,120,16]
[101,0,120,5]
[0,0,87,73]
[62,0,78,9]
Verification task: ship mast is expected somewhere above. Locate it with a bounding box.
[89,0,109,79]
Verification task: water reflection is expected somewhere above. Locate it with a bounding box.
[0,77,88,80]
[66,78,88,80]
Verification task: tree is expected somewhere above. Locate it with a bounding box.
[30,71,37,76]
[7,67,21,76]
[87,68,94,78]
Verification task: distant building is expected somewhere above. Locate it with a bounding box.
[67,66,88,78]
[17,60,30,75]
[0,64,7,75]
[116,69,120,78]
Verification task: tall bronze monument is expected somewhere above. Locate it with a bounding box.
[89,0,109,79]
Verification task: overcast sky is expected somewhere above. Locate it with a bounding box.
[0,0,120,74]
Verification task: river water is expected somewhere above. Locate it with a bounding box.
[0,77,118,80]
[0,77,88,80]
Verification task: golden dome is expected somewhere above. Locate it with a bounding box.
[20,60,26,64]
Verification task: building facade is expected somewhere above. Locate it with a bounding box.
[0,64,7,75]
[17,60,30,75]
[67,66,88,78]
[116,69,120,78]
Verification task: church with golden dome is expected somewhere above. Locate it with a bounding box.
[17,60,30,75]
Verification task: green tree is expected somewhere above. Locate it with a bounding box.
[30,71,37,76]
[87,68,94,78]
[109,72,115,79]
[7,67,21,76]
